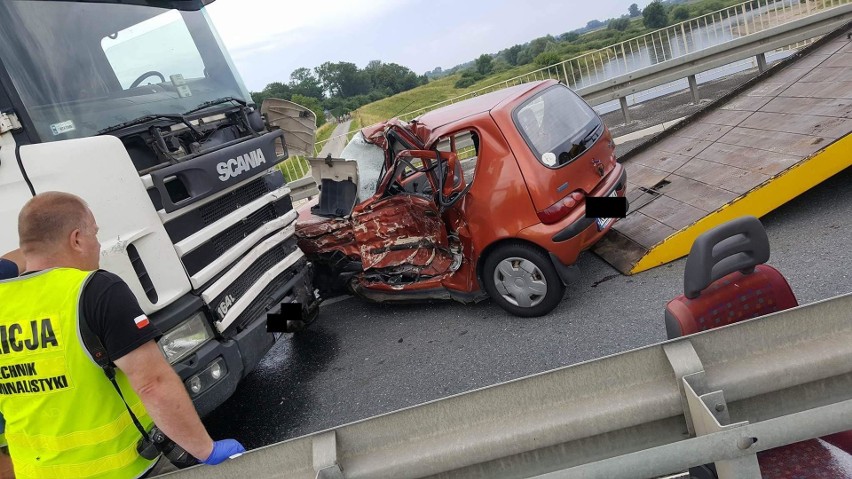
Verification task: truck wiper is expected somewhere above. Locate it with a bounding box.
[184,97,247,115]
[98,114,200,137]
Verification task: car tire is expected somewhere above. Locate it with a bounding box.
[482,242,566,317]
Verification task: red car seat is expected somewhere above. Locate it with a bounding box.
[665,216,852,478]
[665,216,797,339]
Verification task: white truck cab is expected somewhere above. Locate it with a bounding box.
[0,0,318,415]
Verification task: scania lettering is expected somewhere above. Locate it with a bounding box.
[0,0,320,415]
[217,149,267,181]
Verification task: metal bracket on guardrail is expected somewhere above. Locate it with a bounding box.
[664,340,761,478]
[313,431,344,479]
[682,373,760,478]
[663,341,705,436]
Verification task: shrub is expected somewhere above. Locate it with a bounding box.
[534,51,562,68]
[670,5,690,22]
[608,18,630,31]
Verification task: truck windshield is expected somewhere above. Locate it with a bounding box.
[0,0,252,141]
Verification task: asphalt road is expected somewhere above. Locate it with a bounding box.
[203,165,852,450]
[318,120,351,158]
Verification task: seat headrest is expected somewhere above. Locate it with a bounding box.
[684,216,770,299]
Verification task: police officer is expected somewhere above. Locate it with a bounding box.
[0,192,244,478]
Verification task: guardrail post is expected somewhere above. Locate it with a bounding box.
[688,74,700,103]
[755,52,768,73]
[665,341,761,479]
[619,97,631,124]
[313,431,344,479]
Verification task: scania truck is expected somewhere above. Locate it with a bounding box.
[0,0,319,415]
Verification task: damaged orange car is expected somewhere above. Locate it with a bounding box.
[295,80,627,317]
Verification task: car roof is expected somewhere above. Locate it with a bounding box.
[414,80,554,134]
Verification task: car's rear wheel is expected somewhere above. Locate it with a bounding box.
[482,243,565,317]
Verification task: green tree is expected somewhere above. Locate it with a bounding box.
[365,61,422,95]
[528,35,556,58]
[670,5,690,22]
[629,3,641,17]
[250,81,291,107]
[289,67,324,99]
[586,19,604,30]
[504,44,523,66]
[475,54,494,75]
[643,1,669,29]
[608,18,630,31]
[314,61,371,98]
[560,32,580,42]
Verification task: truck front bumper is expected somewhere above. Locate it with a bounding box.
[163,262,317,417]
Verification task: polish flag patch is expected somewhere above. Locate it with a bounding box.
[133,314,150,329]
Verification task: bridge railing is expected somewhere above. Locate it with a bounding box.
[395,0,850,122]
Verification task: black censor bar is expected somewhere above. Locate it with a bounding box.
[585,196,628,219]
[266,303,304,333]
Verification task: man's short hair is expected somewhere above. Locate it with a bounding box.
[18,192,92,254]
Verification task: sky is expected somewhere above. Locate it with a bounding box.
[206,0,653,92]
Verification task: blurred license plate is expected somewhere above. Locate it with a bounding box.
[595,190,619,231]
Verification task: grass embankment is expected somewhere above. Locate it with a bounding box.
[279,156,310,183]
[347,116,362,141]
[278,121,335,182]
[314,122,335,151]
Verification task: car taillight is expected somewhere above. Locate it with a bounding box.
[537,192,585,224]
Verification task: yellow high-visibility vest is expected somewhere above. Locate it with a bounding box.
[0,268,156,479]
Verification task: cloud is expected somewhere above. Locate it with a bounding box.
[208,0,412,51]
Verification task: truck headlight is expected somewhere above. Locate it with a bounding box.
[158,312,212,364]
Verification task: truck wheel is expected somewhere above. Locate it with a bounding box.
[482,243,565,317]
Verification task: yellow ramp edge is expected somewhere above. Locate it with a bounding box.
[616,133,851,275]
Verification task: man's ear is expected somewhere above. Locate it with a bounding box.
[68,228,84,253]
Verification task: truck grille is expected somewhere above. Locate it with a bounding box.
[210,237,299,321]
[163,169,287,243]
[199,177,269,226]
[231,258,311,334]
[181,197,293,276]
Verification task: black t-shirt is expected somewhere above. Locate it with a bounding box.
[0,259,17,280]
[81,271,161,361]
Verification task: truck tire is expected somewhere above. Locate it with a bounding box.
[482,243,565,317]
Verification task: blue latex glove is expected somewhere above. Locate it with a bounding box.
[202,439,246,465]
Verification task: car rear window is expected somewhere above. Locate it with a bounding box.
[513,85,600,168]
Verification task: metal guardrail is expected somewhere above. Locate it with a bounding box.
[288,176,319,202]
[165,292,852,479]
[580,6,852,121]
[394,0,850,122]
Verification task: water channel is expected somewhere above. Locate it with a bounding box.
[572,0,807,114]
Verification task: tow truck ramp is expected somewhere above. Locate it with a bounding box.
[593,27,852,274]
